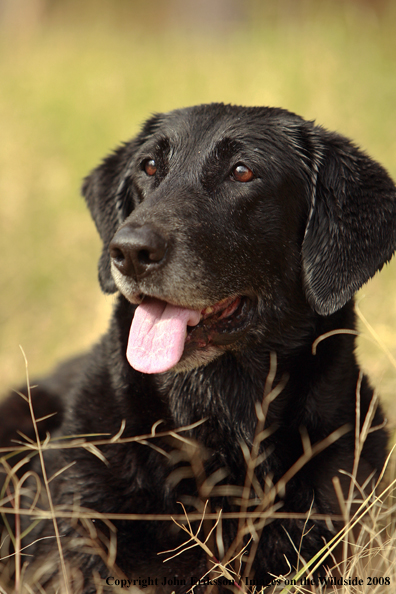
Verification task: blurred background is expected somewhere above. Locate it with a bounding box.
[0,0,395,424]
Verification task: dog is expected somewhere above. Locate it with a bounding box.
[1,103,396,592]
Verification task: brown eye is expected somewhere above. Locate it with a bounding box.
[232,163,254,183]
[143,159,157,176]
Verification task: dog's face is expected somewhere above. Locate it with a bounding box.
[83,104,396,373]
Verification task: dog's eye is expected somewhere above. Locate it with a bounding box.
[231,164,254,183]
[143,159,157,176]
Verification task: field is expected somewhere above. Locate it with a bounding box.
[1,0,395,421]
[0,2,396,589]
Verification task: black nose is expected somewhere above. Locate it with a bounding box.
[109,224,168,278]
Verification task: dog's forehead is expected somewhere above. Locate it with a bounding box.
[160,104,259,144]
[141,104,305,161]
[164,105,247,134]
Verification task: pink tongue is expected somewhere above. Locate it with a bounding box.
[127,298,201,374]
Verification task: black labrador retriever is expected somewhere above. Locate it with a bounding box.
[1,103,396,592]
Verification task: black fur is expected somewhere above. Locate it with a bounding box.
[1,103,396,592]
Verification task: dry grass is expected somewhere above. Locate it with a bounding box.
[0,347,395,594]
[1,2,396,591]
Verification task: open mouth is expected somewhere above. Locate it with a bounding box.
[126,294,254,374]
[187,295,251,345]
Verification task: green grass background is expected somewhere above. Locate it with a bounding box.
[1,0,395,423]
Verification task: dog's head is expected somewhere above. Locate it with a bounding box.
[83,104,396,374]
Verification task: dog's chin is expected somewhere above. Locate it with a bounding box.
[168,346,224,374]
[163,295,256,373]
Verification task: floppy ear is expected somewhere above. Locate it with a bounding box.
[302,129,396,315]
[82,115,163,293]
[82,145,132,293]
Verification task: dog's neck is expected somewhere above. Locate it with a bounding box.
[111,295,359,444]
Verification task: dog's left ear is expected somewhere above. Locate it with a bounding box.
[302,129,396,315]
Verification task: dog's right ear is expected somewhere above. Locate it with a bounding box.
[82,145,132,293]
[82,115,163,293]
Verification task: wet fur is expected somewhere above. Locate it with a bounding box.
[1,104,396,592]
